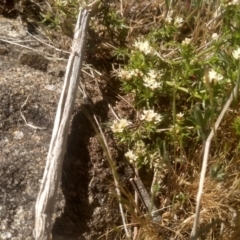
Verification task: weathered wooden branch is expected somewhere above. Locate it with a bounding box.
[34,6,94,239]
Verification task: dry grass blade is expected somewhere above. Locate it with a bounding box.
[81,97,131,238]
[92,114,131,239]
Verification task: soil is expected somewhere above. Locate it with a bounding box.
[0,13,135,240]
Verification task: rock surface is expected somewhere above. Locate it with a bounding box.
[0,14,131,240]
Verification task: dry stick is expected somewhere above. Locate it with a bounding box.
[191,68,240,238]
[34,7,91,239]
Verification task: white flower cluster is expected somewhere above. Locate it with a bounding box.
[165,13,183,28]
[165,11,183,28]
[165,15,172,24]
[182,38,191,46]
[111,119,131,133]
[176,112,184,121]
[133,40,154,55]
[125,141,147,164]
[165,10,174,23]
[212,33,219,41]
[125,150,138,164]
[140,109,163,124]
[118,68,143,80]
[203,69,223,84]
[143,69,162,90]
[226,0,240,5]
[165,12,183,28]
[174,17,184,28]
[208,69,223,83]
[232,47,240,60]
[134,141,147,155]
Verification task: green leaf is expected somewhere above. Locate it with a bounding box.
[193,105,205,131]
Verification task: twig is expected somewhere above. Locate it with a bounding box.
[0,38,66,61]
[108,104,120,120]
[26,31,71,55]
[20,96,47,130]
[191,60,240,236]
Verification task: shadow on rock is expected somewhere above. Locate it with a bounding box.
[52,109,94,240]
[52,93,131,239]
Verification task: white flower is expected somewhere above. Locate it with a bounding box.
[140,110,163,124]
[148,69,159,79]
[176,112,184,120]
[165,15,172,24]
[174,17,184,28]
[208,69,223,83]
[182,38,191,46]
[211,33,219,41]
[232,47,240,60]
[118,68,143,80]
[143,69,162,90]
[118,69,131,80]
[133,40,154,55]
[165,10,173,24]
[134,69,144,77]
[111,119,131,133]
[125,150,138,163]
[227,0,239,5]
[143,77,161,89]
[222,0,239,6]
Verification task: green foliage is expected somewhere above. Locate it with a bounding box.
[40,0,127,40]
[110,2,240,172]
[232,117,240,136]
[40,0,80,36]
[210,165,225,182]
[30,0,240,238]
